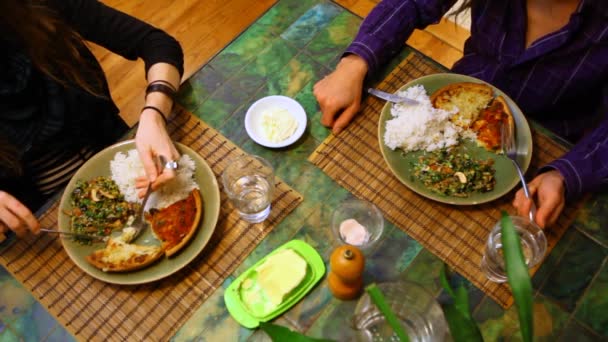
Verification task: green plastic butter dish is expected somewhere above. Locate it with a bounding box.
[224,239,325,328]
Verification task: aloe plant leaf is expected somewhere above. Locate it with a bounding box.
[500,212,534,342]
[440,265,483,341]
[439,263,456,298]
[439,264,471,319]
[259,322,334,342]
[443,304,484,342]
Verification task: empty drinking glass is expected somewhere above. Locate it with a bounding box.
[480,216,547,283]
[221,154,274,223]
[331,199,384,251]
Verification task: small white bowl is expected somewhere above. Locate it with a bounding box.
[244,95,307,148]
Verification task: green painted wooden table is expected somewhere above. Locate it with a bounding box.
[1,1,607,341]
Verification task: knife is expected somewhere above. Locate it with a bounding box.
[367,88,419,105]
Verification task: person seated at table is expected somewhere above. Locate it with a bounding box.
[313,0,607,228]
[0,0,184,238]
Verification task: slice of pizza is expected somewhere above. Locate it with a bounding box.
[86,237,164,272]
[430,82,494,128]
[470,96,514,152]
[145,188,203,257]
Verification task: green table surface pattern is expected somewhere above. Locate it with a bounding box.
[1,1,607,341]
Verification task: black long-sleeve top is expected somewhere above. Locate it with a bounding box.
[0,0,184,210]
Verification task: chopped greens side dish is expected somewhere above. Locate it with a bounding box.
[67,176,139,244]
[412,149,496,197]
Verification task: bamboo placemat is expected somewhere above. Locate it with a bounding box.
[308,52,585,308]
[0,107,302,341]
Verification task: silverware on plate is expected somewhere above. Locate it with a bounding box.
[39,228,107,243]
[367,88,419,105]
[501,123,537,223]
[122,155,165,243]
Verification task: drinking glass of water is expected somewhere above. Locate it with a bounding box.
[221,154,274,223]
[353,282,450,342]
[480,215,547,283]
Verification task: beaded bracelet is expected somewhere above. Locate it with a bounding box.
[141,105,168,124]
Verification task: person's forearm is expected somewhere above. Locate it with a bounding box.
[544,118,608,198]
[344,0,456,74]
[337,55,369,81]
[142,63,181,121]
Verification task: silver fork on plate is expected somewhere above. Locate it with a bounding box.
[39,228,108,243]
[123,155,166,242]
[501,124,537,223]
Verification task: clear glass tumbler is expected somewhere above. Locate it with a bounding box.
[331,199,384,251]
[480,216,547,283]
[353,282,450,342]
[221,154,274,223]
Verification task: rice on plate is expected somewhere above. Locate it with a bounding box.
[383,85,473,152]
[110,149,198,210]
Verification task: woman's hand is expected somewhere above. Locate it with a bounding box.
[134,110,180,197]
[0,191,40,237]
[512,170,566,228]
[314,55,369,134]
[135,62,182,197]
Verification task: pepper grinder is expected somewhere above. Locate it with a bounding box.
[328,245,365,300]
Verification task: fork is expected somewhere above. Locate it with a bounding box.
[123,155,165,242]
[39,228,108,243]
[501,124,537,223]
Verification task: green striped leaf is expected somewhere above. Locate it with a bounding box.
[500,212,534,342]
[259,322,334,342]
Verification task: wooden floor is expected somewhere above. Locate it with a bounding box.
[94,0,276,126]
[97,0,470,126]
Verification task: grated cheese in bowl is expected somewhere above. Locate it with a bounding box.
[258,107,298,143]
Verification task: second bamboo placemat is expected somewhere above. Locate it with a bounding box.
[308,52,584,308]
[0,107,303,341]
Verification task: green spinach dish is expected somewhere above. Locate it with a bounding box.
[67,176,139,243]
[412,149,496,197]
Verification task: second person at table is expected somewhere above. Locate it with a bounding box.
[313,0,608,229]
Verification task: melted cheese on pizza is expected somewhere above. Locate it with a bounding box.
[100,239,160,264]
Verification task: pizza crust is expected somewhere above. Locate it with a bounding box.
[495,96,514,133]
[86,238,164,272]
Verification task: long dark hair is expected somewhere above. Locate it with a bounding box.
[0,0,103,96]
[0,0,105,176]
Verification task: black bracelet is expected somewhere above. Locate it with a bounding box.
[149,79,177,92]
[145,83,176,102]
[141,105,168,124]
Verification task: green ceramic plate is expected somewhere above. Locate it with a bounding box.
[224,239,325,328]
[378,73,532,205]
[57,140,220,285]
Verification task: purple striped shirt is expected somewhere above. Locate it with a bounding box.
[346,0,608,199]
